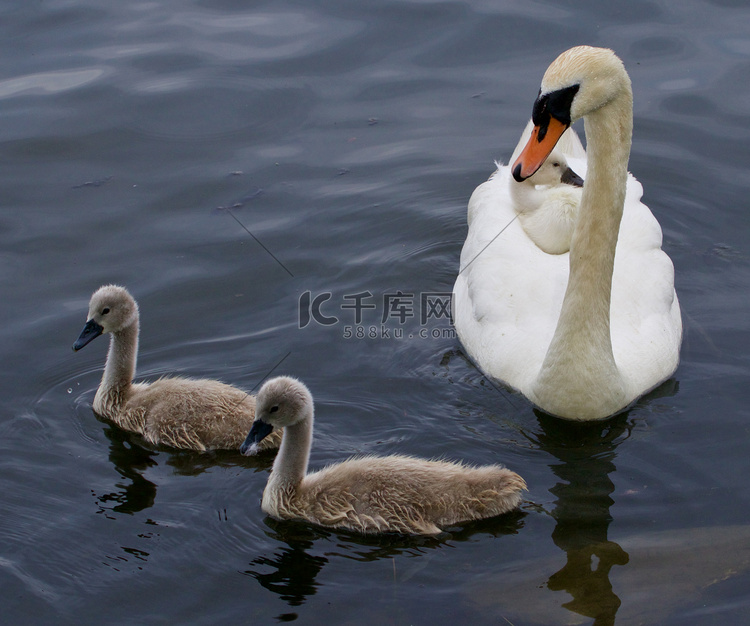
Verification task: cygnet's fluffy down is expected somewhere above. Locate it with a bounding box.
[73,285,282,452]
[510,148,583,254]
[242,376,526,535]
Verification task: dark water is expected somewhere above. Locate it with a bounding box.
[2,0,749,623]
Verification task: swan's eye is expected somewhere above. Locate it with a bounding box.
[269,405,279,413]
[101,307,110,315]
[552,162,560,167]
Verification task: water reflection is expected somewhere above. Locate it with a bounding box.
[92,423,158,518]
[529,411,634,626]
[165,447,276,477]
[533,382,680,624]
[242,519,330,610]
[244,509,525,614]
[92,422,277,518]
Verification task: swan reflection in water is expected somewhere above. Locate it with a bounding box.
[461,403,642,624]
[531,411,634,625]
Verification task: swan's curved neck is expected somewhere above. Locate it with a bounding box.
[533,88,633,418]
[101,320,139,395]
[270,411,313,489]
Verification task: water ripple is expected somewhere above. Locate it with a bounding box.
[0,68,105,99]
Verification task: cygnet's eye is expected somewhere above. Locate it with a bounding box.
[101,307,110,315]
[269,405,279,413]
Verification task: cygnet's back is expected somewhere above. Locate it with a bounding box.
[126,377,263,450]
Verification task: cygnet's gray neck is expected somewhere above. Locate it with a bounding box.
[101,320,139,393]
[270,409,314,487]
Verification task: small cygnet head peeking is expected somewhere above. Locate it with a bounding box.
[523,149,583,189]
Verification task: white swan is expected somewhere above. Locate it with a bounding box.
[453,46,682,421]
[241,376,526,535]
[511,146,584,254]
[73,285,282,451]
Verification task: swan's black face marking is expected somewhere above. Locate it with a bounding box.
[240,419,274,455]
[72,319,104,351]
[561,165,584,187]
[532,84,580,141]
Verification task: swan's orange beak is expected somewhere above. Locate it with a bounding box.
[511,117,568,182]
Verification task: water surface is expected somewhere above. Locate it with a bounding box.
[2,0,750,623]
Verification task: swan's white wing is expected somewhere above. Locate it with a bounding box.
[455,165,570,391]
[611,174,682,395]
